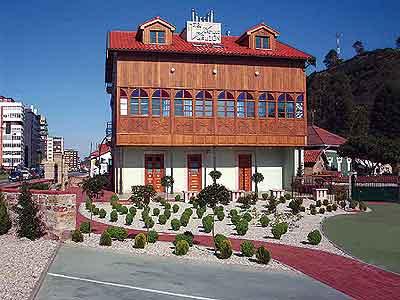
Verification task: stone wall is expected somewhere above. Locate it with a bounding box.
[1,189,76,240]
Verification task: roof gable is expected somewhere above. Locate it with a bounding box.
[307,125,347,147]
[237,23,280,43]
[138,16,176,31]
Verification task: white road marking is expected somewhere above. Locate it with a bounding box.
[48,272,222,300]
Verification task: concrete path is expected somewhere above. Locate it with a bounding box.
[36,245,349,300]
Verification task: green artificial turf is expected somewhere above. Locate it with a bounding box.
[323,203,400,274]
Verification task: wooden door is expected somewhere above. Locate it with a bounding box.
[145,154,165,192]
[238,154,252,191]
[187,154,202,192]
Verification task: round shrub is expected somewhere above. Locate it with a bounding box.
[119,206,128,215]
[259,215,270,227]
[184,208,193,216]
[229,209,238,218]
[326,205,332,212]
[307,229,322,245]
[175,240,189,256]
[279,196,286,204]
[129,206,137,217]
[284,193,292,200]
[91,203,96,212]
[80,222,91,234]
[85,198,92,210]
[164,202,171,210]
[214,234,228,251]
[92,207,100,215]
[115,203,122,212]
[359,201,367,211]
[106,226,128,241]
[99,231,112,246]
[319,207,325,214]
[202,215,214,233]
[147,230,158,243]
[261,193,269,200]
[271,223,286,239]
[323,199,329,206]
[175,233,193,247]
[235,219,249,236]
[218,239,232,259]
[153,208,160,216]
[256,246,271,264]
[332,203,338,211]
[180,213,190,227]
[242,212,252,222]
[196,207,206,219]
[71,229,83,243]
[310,207,317,215]
[99,208,107,219]
[134,233,147,248]
[171,218,181,231]
[141,210,149,220]
[175,194,182,202]
[144,217,155,229]
[300,206,306,212]
[231,213,241,226]
[240,240,255,257]
[316,200,322,207]
[282,222,288,233]
[172,204,179,213]
[214,206,224,215]
[110,194,119,208]
[125,213,133,225]
[110,210,118,222]
[158,214,167,225]
[216,210,225,221]
[164,209,171,219]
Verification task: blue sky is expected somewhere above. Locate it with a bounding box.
[1,0,399,157]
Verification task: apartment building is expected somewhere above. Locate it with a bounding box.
[64,148,80,172]
[24,105,41,167]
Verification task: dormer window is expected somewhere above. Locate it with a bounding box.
[255,36,270,49]
[150,30,166,44]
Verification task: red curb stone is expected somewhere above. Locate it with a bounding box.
[71,187,400,300]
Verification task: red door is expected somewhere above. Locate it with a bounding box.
[187,154,202,192]
[239,154,252,191]
[145,154,165,192]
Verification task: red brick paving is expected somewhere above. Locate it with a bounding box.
[69,187,400,300]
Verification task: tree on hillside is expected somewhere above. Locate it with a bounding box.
[352,41,365,55]
[349,105,369,137]
[323,49,342,69]
[396,37,400,49]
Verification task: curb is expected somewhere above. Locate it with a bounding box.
[29,241,61,300]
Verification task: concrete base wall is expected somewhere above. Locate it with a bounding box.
[114,147,297,194]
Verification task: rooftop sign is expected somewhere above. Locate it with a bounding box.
[186,21,221,44]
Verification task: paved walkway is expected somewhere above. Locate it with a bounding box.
[69,187,400,300]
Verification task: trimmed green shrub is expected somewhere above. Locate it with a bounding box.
[175,194,182,202]
[216,210,225,221]
[147,230,158,243]
[229,209,238,218]
[218,239,233,259]
[202,215,213,233]
[85,198,92,210]
[110,194,119,208]
[110,210,118,222]
[153,208,160,216]
[242,212,252,222]
[279,196,286,204]
[309,204,316,210]
[231,213,241,226]
[80,221,91,234]
[180,213,190,227]
[184,208,193,216]
[319,207,325,214]
[164,209,171,219]
[115,203,122,212]
[134,233,147,248]
[175,233,193,247]
[300,206,306,212]
[289,198,303,214]
[282,222,288,233]
[99,231,112,246]
[175,240,189,255]
[214,234,228,251]
[92,207,100,215]
[106,226,128,241]
[256,246,271,264]
[316,200,322,207]
[259,215,270,227]
[240,240,255,257]
[310,207,317,215]
[323,199,329,206]
[235,219,249,236]
[359,201,367,211]
[332,203,338,211]
[326,205,332,212]
[172,204,179,213]
[144,216,155,229]
[0,195,12,235]
[129,206,137,217]
[91,204,96,213]
[143,206,151,215]
[171,218,181,231]
[125,213,133,225]
[213,205,224,214]
[284,193,292,200]
[141,210,149,221]
[119,206,128,215]
[158,214,167,225]
[261,193,269,200]
[307,229,322,245]
[164,202,171,210]
[196,207,206,219]
[71,229,83,242]
[271,222,286,239]
[340,201,346,209]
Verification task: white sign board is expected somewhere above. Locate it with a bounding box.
[186,21,222,44]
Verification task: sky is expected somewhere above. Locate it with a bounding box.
[1,0,399,157]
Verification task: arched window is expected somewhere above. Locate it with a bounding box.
[258,93,275,118]
[296,94,304,119]
[130,88,149,116]
[217,91,234,117]
[174,90,193,116]
[286,94,294,118]
[237,92,255,118]
[195,91,213,117]
[152,89,170,117]
[120,89,128,116]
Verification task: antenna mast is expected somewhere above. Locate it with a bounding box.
[336,32,343,58]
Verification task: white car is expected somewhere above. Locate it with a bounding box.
[20,170,32,180]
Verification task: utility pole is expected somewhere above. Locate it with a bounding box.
[336,32,343,59]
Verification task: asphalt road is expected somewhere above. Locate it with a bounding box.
[36,245,349,300]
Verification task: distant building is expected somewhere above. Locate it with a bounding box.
[46,136,64,162]
[39,115,48,162]
[0,96,25,169]
[24,105,41,168]
[64,149,80,172]
[90,144,111,176]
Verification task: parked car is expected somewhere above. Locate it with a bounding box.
[20,169,32,180]
[8,171,23,182]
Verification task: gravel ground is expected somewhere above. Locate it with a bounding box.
[79,198,353,256]
[0,233,58,300]
[66,233,295,273]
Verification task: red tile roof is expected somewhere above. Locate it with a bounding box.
[90,144,111,158]
[304,150,322,164]
[108,31,312,60]
[307,125,347,147]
